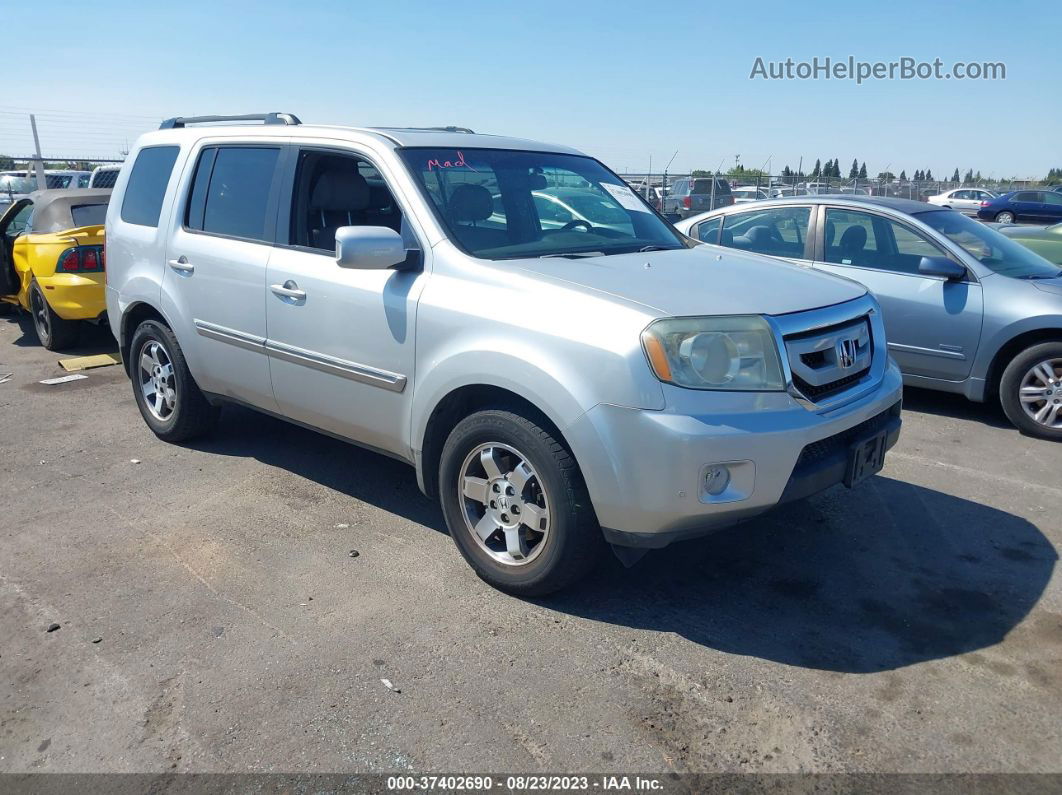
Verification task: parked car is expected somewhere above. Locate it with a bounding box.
[0,172,38,203]
[662,177,733,218]
[676,196,1062,439]
[44,170,92,189]
[977,190,1062,224]
[531,187,637,233]
[106,113,902,595]
[928,188,998,215]
[996,222,1062,266]
[0,189,111,348]
[89,164,122,189]
[732,186,769,204]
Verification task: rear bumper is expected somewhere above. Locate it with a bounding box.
[36,273,106,320]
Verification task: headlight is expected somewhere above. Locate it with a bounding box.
[641,315,785,391]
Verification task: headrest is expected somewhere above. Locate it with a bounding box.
[839,225,867,250]
[825,220,836,245]
[447,184,493,222]
[744,225,773,244]
[311,171,369,211]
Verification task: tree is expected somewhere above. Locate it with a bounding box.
[925,169,933,181]
[878,171,895,182]
[858,161,867,179]
[951,168,960,183]
[811,158,822,179]
[849,158,859,179]
[782,165,792,177]
[963,169,974,184]
[691,170,710,177]
[900,170,907,181]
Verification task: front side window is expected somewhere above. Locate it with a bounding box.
[915,210,1061,279]
[398,148,684,260]
[693,216,721,243]
[721,206,810,258]
[824,208,946,274]
[121,146,180,227]
[287,149,406,252]
[185,146,280,242]
[4,202,32,238]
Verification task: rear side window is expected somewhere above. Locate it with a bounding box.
[185,146,280,242]
[121,146,180,227]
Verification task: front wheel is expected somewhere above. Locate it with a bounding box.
[129,320,219,442]
[995,211,1016,224]
[30,281,79,350]
[999,342,1062,440]
[438,408,604,596]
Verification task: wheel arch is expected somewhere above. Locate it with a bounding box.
[984,327,1062,402]
[119,302,172,376]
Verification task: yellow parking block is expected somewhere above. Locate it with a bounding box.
[58,353,123,372]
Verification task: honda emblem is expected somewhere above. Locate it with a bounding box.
[836,338,857,369]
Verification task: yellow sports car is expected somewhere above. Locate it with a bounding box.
[0,189,111,350]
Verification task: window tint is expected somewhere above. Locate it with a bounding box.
[721,206,810,258]
[70,203,108,227]
[187,147,279,242]
[824,209,945,274]
[693,216,721,243]
[121,146,179,227]
[1044,192,1062,205]
[1013,192,1038,202]
[289,149,405,252]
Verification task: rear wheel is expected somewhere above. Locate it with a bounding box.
[438,408,604,596]
[30,281,79,350]
[999,342,1062,441]
[129,320,219,442]
[995,211,1015,224]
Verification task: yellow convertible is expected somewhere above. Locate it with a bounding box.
[0,189,110,350]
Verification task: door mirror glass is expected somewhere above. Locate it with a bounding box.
[335,225,407,270]
[918,256,966,280]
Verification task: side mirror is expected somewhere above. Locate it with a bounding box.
[919,256,966,281]
[335,226,407,270]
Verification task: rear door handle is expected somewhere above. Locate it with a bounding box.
[168,257,194,273]
[270,280,306,300]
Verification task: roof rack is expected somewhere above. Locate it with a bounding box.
[159,112,302,130]
[374,125,476,134]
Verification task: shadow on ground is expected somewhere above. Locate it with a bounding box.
[901,385,1011,430]
[193,404,1055,674]
[2,311,118,354]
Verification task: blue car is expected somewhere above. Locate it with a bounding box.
[977,189,1062,224]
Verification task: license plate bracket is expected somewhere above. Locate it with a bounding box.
[845,430,888,488]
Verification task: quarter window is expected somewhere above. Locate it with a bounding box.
[720,207,810,258]
[120,145,180,227]
[186,146,280,242]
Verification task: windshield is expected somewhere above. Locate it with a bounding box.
[398,147,685,260]
[0,175,35,194]
[915,210,1062,279]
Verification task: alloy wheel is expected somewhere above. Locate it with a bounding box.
[31,288,50,343]
[1018,358,1062,429]
[139,340,177,421]
[459,442,551,566]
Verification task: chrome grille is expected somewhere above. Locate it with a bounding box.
[783,315,874,404]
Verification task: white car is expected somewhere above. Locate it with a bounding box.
[732,186,769,204]
[927,188,997,215]
[44,170,92,189]
[89,164,123,188]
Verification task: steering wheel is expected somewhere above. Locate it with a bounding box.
[561,219,593,232]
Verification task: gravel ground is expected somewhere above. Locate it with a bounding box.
[0,313,1059,775]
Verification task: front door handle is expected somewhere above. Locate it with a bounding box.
[270,280,306,300]
[168,256,194,273]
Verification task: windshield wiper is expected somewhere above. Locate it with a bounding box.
[638,244,678,253]
[539,251,605,259]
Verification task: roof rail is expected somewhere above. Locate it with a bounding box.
[159,112,302,130]
[374,125,476,134]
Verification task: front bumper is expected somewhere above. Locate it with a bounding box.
[567,360,903,548]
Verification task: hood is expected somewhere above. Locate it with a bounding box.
[1031,276,1062,297]
[510,245,866,317]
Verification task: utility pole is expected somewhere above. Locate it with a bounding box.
[662,150,678,202]
[29,114,46,190]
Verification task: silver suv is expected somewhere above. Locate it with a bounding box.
[106,113,903,595]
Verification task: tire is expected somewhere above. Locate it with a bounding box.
[438,408,604,596]
[999,341,1062,441]
[995,211,1016,224]
[29,281,79,350]
[129,320,219,442]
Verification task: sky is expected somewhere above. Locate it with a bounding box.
[7,0,1060,179]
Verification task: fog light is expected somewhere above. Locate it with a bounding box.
[704,465,731,496]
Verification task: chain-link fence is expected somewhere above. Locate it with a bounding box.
[621,171,1054,211]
